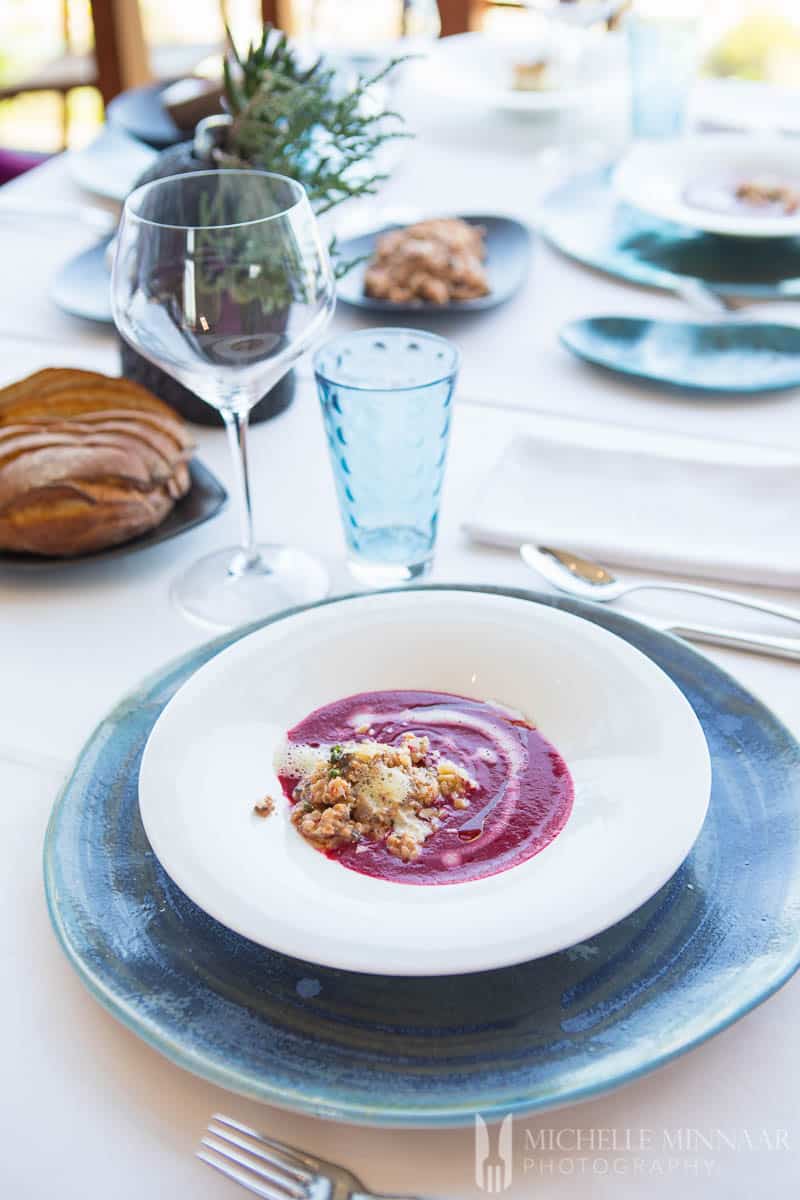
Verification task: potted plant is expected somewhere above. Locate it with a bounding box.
[121,26,408,425]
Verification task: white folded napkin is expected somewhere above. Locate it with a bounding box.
[463,423,800,588]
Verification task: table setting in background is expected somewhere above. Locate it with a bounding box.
[3,4,800,1198]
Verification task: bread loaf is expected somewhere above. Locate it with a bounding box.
[0,368,195,557]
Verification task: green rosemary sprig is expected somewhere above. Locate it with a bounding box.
[181,25,412,312]
[223,25,322,116]
[218,27,411,229]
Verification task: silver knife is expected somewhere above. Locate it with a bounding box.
[666,622,800,662]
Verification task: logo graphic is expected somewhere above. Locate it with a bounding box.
[475,1114,513,1193]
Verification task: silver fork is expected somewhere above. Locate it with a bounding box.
[676,278,799,320]
[676,279,750,318]
[198,1114,423,1200]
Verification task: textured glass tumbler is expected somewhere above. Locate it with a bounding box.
[314,328,459,586]
[627,10,699,140]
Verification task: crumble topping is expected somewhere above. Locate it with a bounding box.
[364,219,490,306]
[253,795,275,818]
[512,60,550,92]
[735,179,800,215]
[277,733,476,863]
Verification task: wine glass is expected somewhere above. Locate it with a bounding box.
[301,0,440,66]
[111,169,336,629]
[520,1,630,186]
[523,0,630,28]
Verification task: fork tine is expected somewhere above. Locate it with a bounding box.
[201,1137,304,1200]
[206,1125,310,1192]
[198,1148,288,1200]
[211,1114,319,1177]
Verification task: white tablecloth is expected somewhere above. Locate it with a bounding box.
[2,84,799,1198]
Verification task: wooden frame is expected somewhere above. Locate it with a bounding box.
[260,1,476,37]
[90,0,151,105]
[437,0,474,36]
[4,0,483,127]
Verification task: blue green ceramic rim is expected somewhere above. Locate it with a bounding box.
[539,168,800,299]
[558,320,800,395]
[42,586,800,1126]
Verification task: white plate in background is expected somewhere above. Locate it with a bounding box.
[410,30,626,115]
[614,134,800,238]
[68,125,158,203]
[693,77,800,137]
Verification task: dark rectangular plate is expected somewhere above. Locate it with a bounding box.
[0,457,227,568]
[106,82,185,150]
[335,214,532,314]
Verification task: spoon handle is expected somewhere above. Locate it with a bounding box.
[668,623,800,663]
[676,279,737,318]
[623,581,800,630]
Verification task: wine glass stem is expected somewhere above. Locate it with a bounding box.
[222,408,261,575]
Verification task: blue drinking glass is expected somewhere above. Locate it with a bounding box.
[627,10,700,141]
[314,327,459,586]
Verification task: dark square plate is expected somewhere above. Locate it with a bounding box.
[106,83,185,150]
[0,458,227,568]
[335,214,532,314]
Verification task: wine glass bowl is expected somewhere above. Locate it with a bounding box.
[524,0,629,27]
[111,169,336,628]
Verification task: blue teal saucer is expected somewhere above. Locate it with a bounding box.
[43,587,800,1126]
[540,167,800,298]
[561,317,800,394]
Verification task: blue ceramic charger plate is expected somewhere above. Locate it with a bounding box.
[44,587,800,1126]
[561,317,800,395]
[51,237,113,325]
[539,167,800,298]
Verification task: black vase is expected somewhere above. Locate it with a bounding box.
[118,124,295,427]
[119,339,296,427]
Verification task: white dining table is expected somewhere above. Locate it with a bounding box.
[1,77,799,1199]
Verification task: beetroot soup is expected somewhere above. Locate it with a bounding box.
[274,690,573,885]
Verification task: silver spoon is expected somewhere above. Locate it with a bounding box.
[520,544,800,661]
[520,544,800,626]
[676,279,747,318]
[675,278,800,322]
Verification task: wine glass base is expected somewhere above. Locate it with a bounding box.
[171,545,329,631]
[347,556,432,589]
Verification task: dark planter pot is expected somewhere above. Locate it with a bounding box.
[119,339,296,427]
[119,120,295,428]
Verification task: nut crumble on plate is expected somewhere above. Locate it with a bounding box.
[277,734,476,862]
